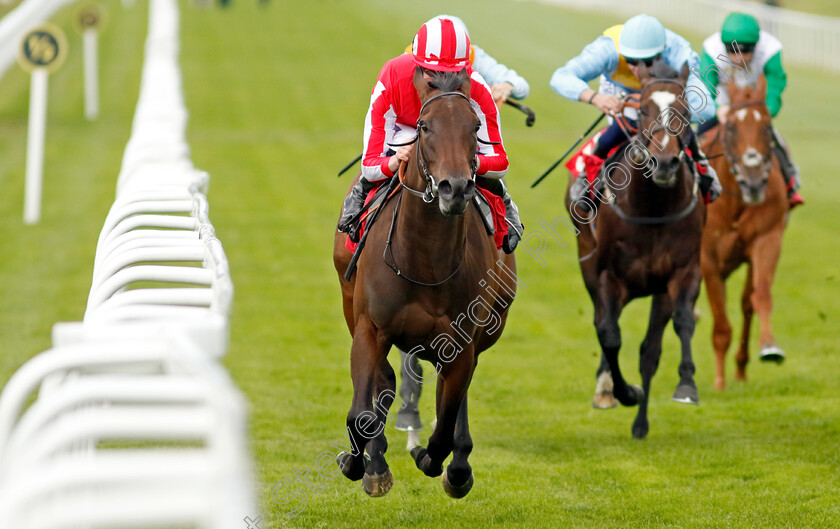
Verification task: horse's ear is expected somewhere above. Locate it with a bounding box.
[413,66,432,101]
[457,67,471,95]
[679,62,690,83]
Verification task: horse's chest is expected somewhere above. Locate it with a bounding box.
[610,234,694,288]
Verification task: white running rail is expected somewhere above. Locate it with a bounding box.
[0,0,256,527]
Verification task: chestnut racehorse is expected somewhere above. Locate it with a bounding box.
[569,61,705,439]
[333,67,517,498]
[700,76,789,390]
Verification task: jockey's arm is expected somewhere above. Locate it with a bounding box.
[664,30,716,123]
[550,36,617,102]
[764,51,787,117]
[361,79,402,183]
[471,44,530,101]
[471,73,509,179]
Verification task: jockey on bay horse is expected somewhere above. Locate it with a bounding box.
[550,14,722,215]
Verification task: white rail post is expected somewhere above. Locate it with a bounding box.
[24,68,48,224]
[18,24,67,225]
[83,29,98,120]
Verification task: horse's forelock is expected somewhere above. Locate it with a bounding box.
[426,70,465,93]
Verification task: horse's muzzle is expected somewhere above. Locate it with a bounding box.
[651,156,680,188]
[438,178,476,215]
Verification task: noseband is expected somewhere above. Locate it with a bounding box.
[388,90,498,203]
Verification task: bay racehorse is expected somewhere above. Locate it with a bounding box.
[700,76,789,390]
[569,61,705,439]
[332,67,517,497]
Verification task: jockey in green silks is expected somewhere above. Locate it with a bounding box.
[697,12,803,208]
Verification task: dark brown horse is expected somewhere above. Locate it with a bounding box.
[569,61,705,439]
[700,76,789,390]
[333,67,517,497]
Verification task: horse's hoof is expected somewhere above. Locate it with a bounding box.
[592,391,619,409]
[593,371,618,409]
[336,451,368,481]
[759,345,785,364]
[410,446,443,477]
[618,385,644,407]
[362,468,394,497]
[395,409,423,431]
[714,377,726,391]
[442,468,474,498]
[631,419,649,440]
[672,384,699,405]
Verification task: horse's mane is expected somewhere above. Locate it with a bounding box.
[648,58,679,80]
[425,70,466,93]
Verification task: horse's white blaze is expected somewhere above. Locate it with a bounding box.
[650,91,677,113]
[659,131,670,148]
[736,108,748,121]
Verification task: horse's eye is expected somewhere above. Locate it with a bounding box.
[418,120,429,133]
[474,122,481,132]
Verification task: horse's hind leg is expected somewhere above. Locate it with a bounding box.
[632,294,673,439]
[411,350,473,479]
[669,266,703,405]
[442,394,474,498]
[735,265,754,381]
[361,357,397,497]
[596,274,642,408]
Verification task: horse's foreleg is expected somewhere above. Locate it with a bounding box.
[411,350,473,478]
[632,294,673,439]
[442,394,474,498]
[735,265,755,381]
[702,260,732,390]
[338,316,386,484]
[360,358,397,497]
[669,266,703,405]
[595,273,641,407]
[751,229,785,364]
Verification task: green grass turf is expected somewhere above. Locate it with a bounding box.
[1,1,839,527]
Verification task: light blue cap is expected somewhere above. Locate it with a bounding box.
[619,14,666,59]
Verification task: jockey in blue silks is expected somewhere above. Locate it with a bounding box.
[550,14,721,208]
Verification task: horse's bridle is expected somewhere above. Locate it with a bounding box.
[382,90,499,287]
[608,79,700,225]
[388,91,498,203]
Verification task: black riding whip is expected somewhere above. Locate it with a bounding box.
[337,153,363,177]
[531,112,606,188]
[504,99,536,127]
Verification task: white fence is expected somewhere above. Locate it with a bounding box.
[532,0,840,72]
[0,0,256,527]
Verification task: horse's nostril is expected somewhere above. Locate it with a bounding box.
[438,180,453,199]
[464,180,476,199]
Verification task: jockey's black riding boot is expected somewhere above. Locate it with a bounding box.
[569,175,594,213]
[686,130,721,202]
[502,193,523,254]
[477,177,523,253]
[337,178,377,242]
[770,130,800,198]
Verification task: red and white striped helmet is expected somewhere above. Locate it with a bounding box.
[411,16,471,72]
